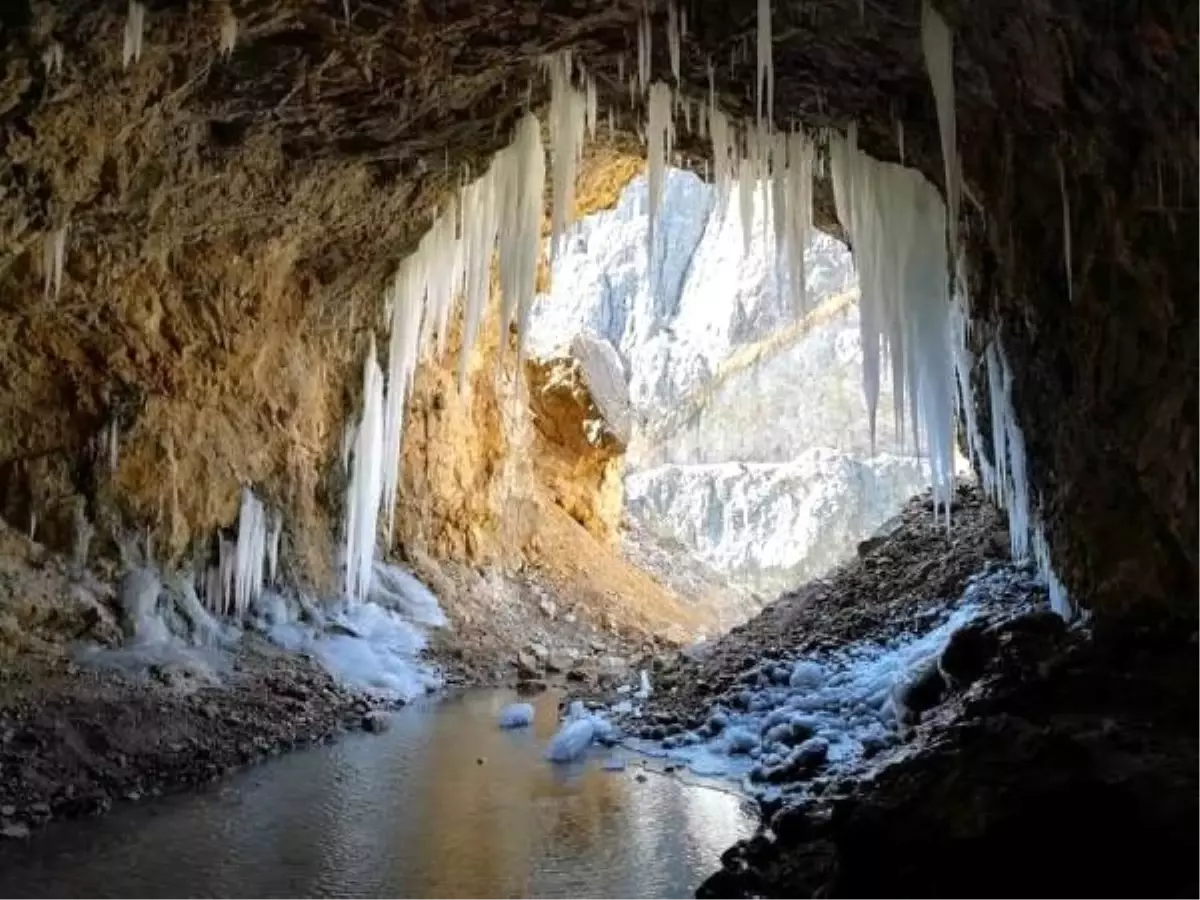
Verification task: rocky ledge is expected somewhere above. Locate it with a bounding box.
[0,637,382,841]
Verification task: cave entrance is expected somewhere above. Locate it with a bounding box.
[526,166,961,628]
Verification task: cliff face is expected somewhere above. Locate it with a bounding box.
[529,169,855,420]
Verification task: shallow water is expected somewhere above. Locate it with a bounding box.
[0,690,755,899]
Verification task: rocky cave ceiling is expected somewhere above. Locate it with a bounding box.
[0,0,1195,616]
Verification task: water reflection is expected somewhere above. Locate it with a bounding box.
[0,690,755,899]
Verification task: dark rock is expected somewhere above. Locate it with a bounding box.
[515,649,542,678]
[362,711,390,733]
[891,658,946,726]
[938,620,998,687]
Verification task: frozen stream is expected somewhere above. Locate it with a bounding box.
[0,690,755,899]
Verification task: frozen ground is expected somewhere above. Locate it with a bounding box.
[537,562,1046,799]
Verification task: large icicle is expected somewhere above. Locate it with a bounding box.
[829,129,957,519]
[498,112,546,364]
[645,82,675,258]
[123,0,145,68]
[756,0,774,128]
[921,1,959,256]
[233,487,268,618]
[667,1,681,83]
[345,344,386,605]
[545,53,588,262]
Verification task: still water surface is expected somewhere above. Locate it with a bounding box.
[0,690,756,898]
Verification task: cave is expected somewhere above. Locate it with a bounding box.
[0,0,1194,897]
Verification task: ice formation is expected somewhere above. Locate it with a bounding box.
[546,53,588,262]
[646,83,675,255]
[756,0,774,128]
[218,11,237,57]
[233,487,268,617]
[828,130,957,518]
[345,347,386,605]
[952,322,1075,619]
[1056,150,1073,304]
[42,42,64,75]
[499,703,536,729]
[122,0,145,68]
[920,0,958,255]
[667,1,682,83]
[545,702,618,763]
[625,563,1041,783]
[43,225,67,301]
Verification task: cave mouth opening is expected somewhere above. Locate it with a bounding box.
[525,163,960,624]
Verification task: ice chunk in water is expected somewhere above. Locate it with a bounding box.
[546,717,596,762]
[498,703,535,729]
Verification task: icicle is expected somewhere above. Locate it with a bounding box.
[107,419,120,473]
[233,487,268,618]
[637,12,652,91]
[737,155,755,257]
[585,77,598,138]
[43,225,67,301]
[345,344,385,604]
[122,0,145,68]
[683,97,692,134]
[219,10,237,57]
[828,128,956,519]
[498,113,545,365]
[266,510,283,585]
[1055,149,1073,304]
[896,117,905,164]
[42,42,64,75]
[645,82,675,258]
[921,1,958,256]
[545,53,588,262]
[784,129,813,315]
[756,0,773,128]
[667,1,681,83]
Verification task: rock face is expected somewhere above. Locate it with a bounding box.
[626,452,930,595]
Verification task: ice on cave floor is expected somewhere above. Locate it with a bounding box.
[367,562,447,627]
[499,703,536,729]
[75,568,237,685]
[618,563,1045,786]
[260,564,446,701]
